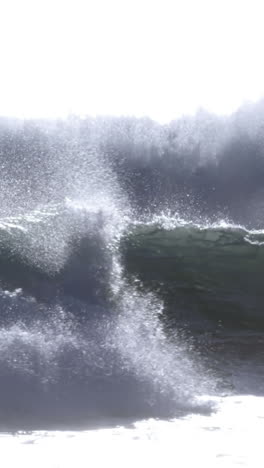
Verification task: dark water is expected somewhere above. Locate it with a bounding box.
[0,102,264,430]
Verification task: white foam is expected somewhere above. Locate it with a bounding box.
[0,395,263,468]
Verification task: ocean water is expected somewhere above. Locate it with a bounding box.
[0,105,264,466]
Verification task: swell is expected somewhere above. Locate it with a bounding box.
[1,102,264,426]
[122,220,264,330]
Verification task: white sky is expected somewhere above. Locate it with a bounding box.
[0,0,264,122]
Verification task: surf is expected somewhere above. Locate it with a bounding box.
[0,101,263,430]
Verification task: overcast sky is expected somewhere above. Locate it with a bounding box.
[0,0,264,122]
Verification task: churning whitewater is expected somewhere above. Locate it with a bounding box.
[0,102,264,466]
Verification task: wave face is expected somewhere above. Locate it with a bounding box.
[122,219,264,330]
[0,102,264,429]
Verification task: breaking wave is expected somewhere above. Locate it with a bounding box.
[0,100,264,429]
